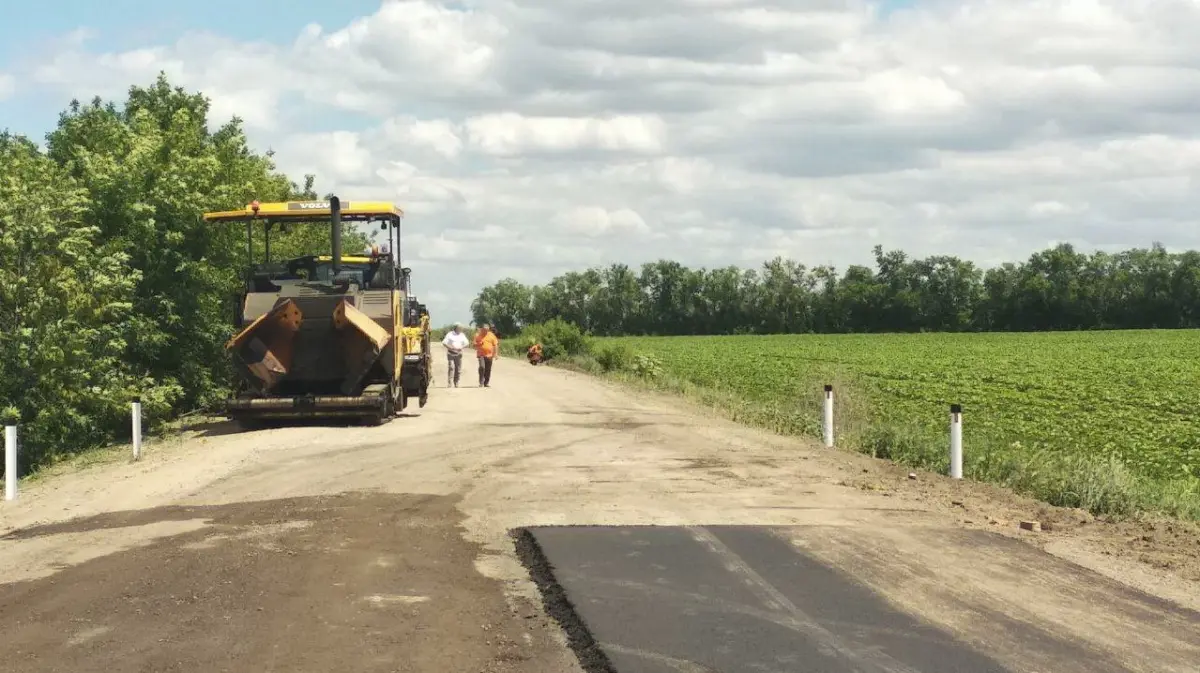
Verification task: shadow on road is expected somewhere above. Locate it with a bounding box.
[186,419,243,438]
[189,413,426,437]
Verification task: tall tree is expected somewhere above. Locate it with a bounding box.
[0,134,148,468]
[0,72,368,474]
[471,278,533,336]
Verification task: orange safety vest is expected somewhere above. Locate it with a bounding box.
[476,332,499,358]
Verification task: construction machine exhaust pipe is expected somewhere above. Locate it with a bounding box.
[331,195,342,276]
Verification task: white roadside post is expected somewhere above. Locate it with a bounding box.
[132,397,143,461]
[822,384,834,448]
[949,403,963,479]
[4,425,16,501]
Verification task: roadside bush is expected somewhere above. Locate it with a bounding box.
[595,343,633,372]
[507,319,592,360]
[630,354,664,379]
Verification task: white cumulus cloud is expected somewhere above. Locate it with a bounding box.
[8,0,1200,322]
[465,113,667,156]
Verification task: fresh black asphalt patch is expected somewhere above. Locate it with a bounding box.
[513,525,1142,673]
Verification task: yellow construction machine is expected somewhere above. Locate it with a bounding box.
[202,197,432,427]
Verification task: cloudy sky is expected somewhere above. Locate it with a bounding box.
[3,0,1199,324]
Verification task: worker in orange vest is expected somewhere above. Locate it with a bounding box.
[527,342,543,365]
[474,324,500,387]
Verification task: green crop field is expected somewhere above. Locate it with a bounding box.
[600,330,1200,518]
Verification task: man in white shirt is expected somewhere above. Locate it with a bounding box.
[441,323,469,388]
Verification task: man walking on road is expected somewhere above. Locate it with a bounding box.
[442,323,469,387]
[474,324,500,387]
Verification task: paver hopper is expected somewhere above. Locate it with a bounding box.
[202,197,432,426]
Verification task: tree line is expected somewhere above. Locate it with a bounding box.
[470,244,1200,336]
[1,73,368,473]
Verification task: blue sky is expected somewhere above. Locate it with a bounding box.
[1,0,378,56]
[0,0,380,140]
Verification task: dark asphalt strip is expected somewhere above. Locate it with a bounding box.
[514,524,1022,673]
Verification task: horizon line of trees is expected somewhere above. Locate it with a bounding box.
[470,243,1200,337]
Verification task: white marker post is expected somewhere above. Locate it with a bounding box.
[822,384,834,448]
[132,397,143,461]
[949,403,963,479]
[4,425,16,501]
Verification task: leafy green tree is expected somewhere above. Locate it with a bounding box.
[470,278,533,336]
[0,133,166,471]
[0,72,371,474]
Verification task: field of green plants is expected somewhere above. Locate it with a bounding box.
[600,330,1200,519]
